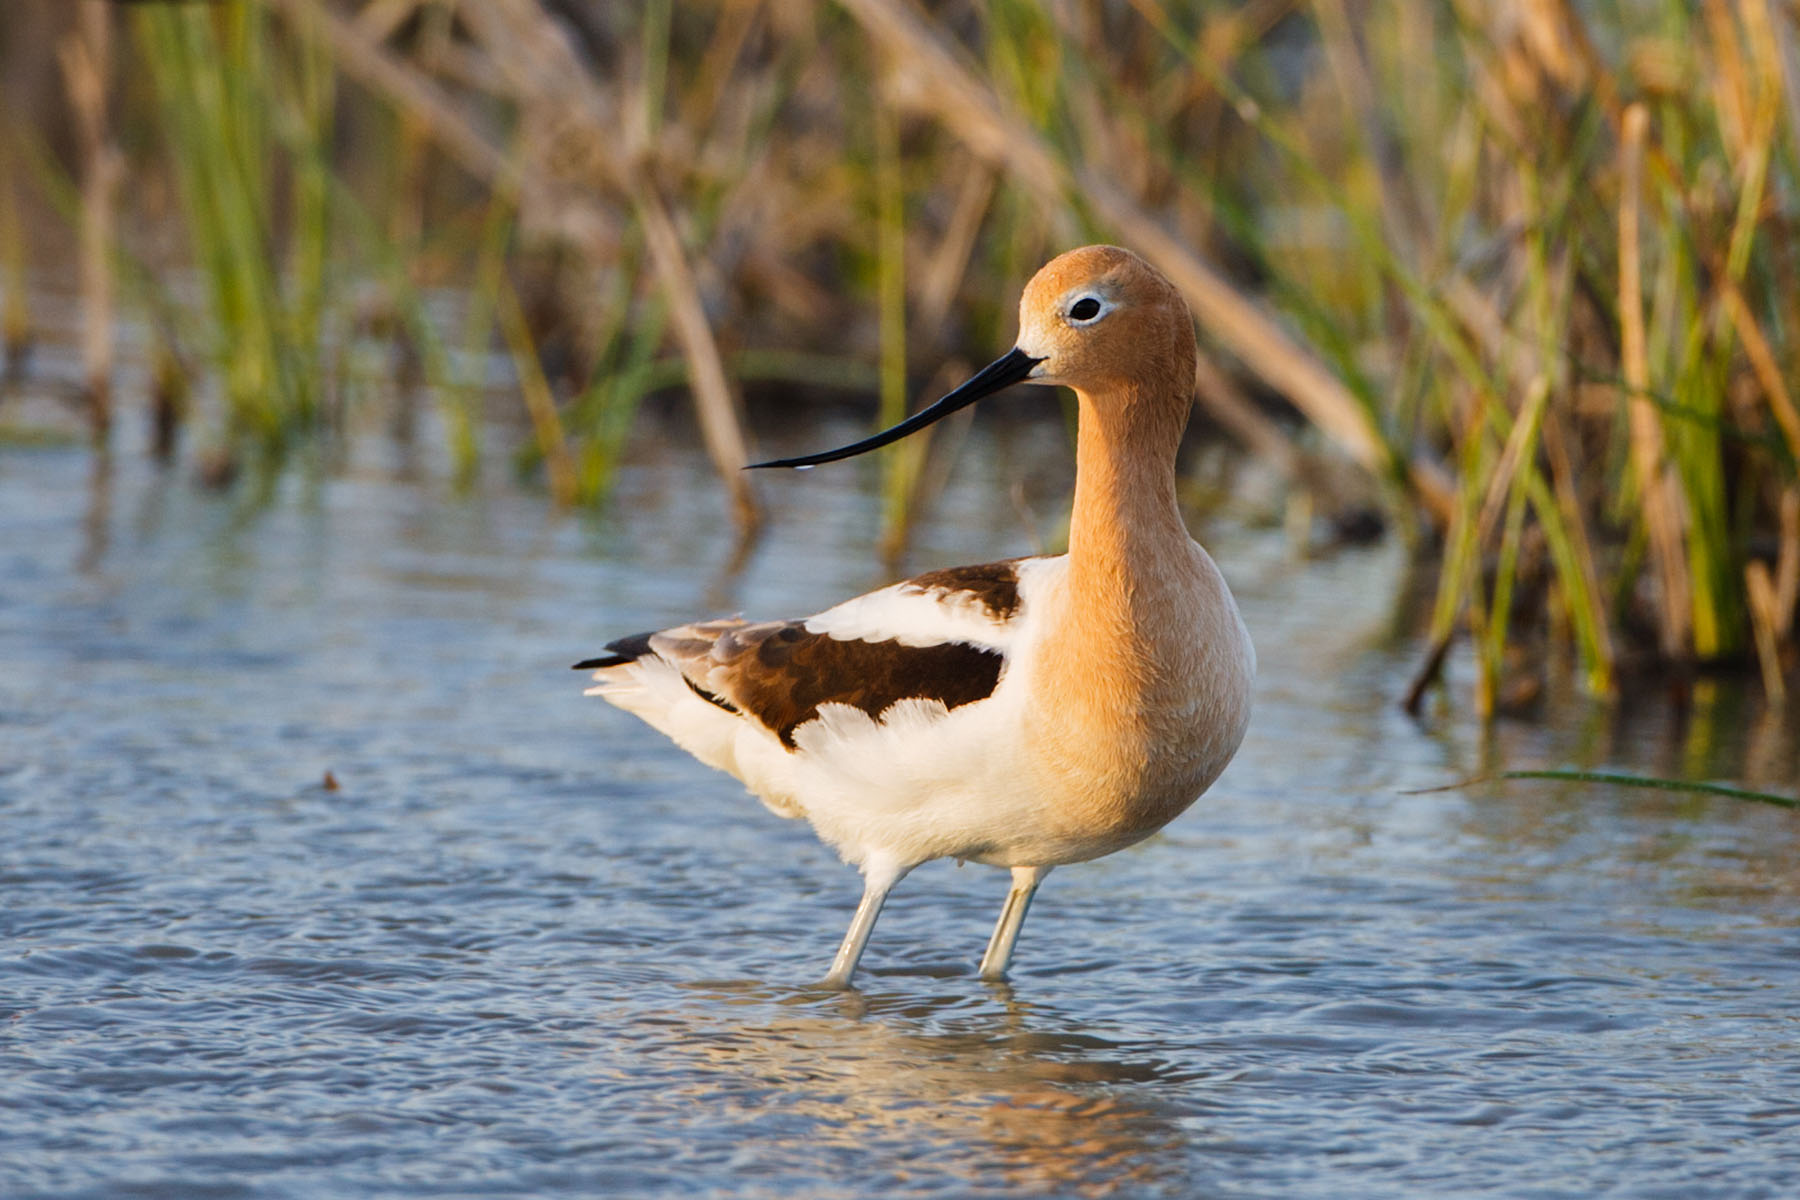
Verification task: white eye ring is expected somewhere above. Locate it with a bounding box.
[1065,293,1111,325]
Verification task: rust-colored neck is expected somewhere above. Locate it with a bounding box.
[1064,382,1193,641]
[1025,380,1230,847]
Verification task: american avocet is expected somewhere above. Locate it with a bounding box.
[578,245,1254,988]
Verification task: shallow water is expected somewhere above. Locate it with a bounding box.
[4,404,1800,1198]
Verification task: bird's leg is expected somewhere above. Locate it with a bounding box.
[819,861,907,990]
[978,865,1051,981]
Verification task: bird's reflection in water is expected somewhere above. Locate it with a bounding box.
[653,978,1189,1195]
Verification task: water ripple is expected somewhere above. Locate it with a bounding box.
[3,443,1799,1198]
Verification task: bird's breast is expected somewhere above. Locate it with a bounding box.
[1010,547,1254,858]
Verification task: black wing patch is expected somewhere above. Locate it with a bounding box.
[575,630,739,715]
[573,630,656,670]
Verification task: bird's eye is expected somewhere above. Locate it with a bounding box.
[1068,296,1103,322]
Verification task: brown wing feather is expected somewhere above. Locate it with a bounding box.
[904,559,1023,623]
[655,619,1003,750]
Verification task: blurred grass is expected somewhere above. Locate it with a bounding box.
[6,0,1799,704]
[135,4,325,452]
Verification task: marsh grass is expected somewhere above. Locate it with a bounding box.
[134,4,328,453]
[0,132,31,374]
[14,0,1800,704]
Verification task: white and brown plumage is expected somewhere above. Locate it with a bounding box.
[578,246,1255,988]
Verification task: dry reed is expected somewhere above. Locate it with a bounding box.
[9,0,1800,705]
[57,1,118,437]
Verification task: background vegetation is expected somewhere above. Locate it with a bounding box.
[2,0,1797,713]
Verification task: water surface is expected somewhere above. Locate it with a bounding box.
[3,400,1799,1198]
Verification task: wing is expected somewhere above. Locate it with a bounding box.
[578,557,1042,750]
[800,558,1026,651]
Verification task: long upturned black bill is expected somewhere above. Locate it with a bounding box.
[747,347,1044,470]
